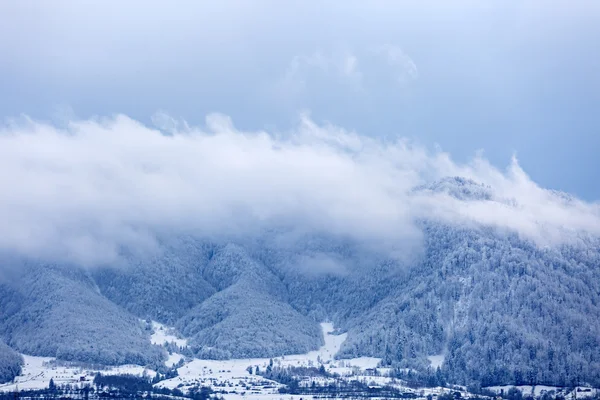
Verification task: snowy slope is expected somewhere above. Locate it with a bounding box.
[150,321,187,348]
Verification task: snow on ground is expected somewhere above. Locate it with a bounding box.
[103,364,156,378]
[153,322,343,393]
[155,322,387,398]
[1,322,391,398]
[334,356,381,369]
[0,355,155,392]
[487,385,559,397]
[166,353,185,368]
[427,354,445,369]
[216,395,314,400]
[6,322,598,399]
[155,356,280,394]
[279,322,346,365]
[151,321,187,347]
[486,385,599,398]
[272,323,380,373]
[146,320,186,367]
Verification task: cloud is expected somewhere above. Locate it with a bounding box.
[373,44,419,85]
[0,113,598,267]
[293,253,349,276]
[274,50,364,100]
[272,44,419,107]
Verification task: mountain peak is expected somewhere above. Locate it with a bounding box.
[414,176,493,201]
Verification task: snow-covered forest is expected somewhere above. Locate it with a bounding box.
[0,342,22,384]
[0,264,166,367]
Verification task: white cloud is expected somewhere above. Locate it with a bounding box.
[0,113,598,266]
[283,51,363,84]
[274,44,418,103]
[373,44,419,85]
[275,50,364,99]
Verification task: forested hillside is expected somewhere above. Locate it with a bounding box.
[176,244,323,358]
[0,341,22,384]
[0,263,165,366]
[334,223,600,386]
[93,237,217,325]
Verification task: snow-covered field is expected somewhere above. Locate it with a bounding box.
[154,322,388,398]
[0,354,155,392]
[486,385,599,398]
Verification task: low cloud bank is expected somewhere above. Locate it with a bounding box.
[0,113,598,266]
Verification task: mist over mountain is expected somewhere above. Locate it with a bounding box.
[0,115,599,389]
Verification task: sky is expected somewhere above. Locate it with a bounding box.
[0,0,599,200]
[0,1,599,264]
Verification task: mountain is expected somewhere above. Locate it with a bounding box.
[0,262,165,366]
[414,176,494,201]
[1,177,599,388]
[93,237,217,325]
[176,243,323,358]
[336,222,600,387]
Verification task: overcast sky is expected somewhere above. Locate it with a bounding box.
[0,1,599,265]
[1,0,599,200]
